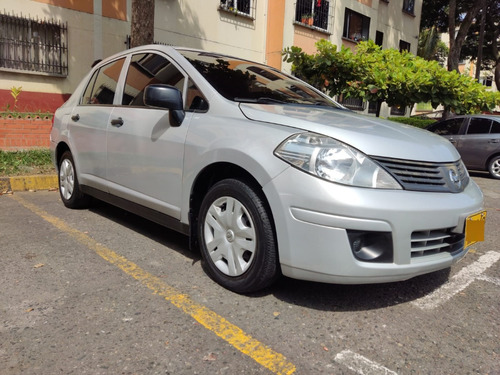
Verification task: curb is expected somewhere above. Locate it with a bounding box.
[0,175,58,193]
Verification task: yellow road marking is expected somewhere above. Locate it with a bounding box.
[11,194,296,375]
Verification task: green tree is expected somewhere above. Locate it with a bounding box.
[420,0,487,73]
[461,0,500,89]
[418,26,448,65]
[283,40,500,117]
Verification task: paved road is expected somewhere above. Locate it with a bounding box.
[1,175,499,374]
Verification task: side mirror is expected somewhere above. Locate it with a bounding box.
[144,84,185,127]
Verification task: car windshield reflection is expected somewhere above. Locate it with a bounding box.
[179,50,343,109]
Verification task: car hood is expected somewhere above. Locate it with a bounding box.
[239,103,460,163]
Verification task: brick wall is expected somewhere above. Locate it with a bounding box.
[0,117,53,150]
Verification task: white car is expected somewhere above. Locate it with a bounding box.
[50,45,485,293]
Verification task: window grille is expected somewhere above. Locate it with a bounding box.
[220,0,254,17]
[403,0,415,15]
[390,106,406,116]
[339,95,365,111]
[368,101,378,114]
[343,8,370,42]
[0,12,68,77]
[295,0,331,31]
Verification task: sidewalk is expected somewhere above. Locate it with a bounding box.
[0,174,58,193]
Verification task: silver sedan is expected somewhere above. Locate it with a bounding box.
[51,46,485,293]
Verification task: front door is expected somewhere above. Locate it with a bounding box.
[105,52,189,219]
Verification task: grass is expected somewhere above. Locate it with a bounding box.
[0,149,56,177]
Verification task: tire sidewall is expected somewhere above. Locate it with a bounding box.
[198,179,277,293]
[58,151,88,208]
[488,156,500,180]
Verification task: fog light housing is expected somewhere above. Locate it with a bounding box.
[347,230,393,263]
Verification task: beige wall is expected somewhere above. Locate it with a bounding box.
[154,1,267,62]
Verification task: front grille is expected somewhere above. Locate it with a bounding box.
[372,157,469,193]
[411,229,464,258]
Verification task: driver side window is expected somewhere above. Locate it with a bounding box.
[122,53,185,107]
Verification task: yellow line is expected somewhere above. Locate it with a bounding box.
[10,194,296,375]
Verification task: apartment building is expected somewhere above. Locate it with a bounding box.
[0,0,422,115]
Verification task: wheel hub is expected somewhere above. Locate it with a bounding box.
[226,230,235,242]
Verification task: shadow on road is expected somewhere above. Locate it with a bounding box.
[266,269,451,311]
[86,197,455,312]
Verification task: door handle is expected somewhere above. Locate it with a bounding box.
[71,114,80,122]
[488,139,499,144]
[111,117,124,127]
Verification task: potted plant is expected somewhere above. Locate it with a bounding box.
[301,13,314,26]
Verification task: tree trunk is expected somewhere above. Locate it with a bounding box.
[130,0,155,48]
[376,100,382,118]
[495,62,500,92]
[447,0,485,72]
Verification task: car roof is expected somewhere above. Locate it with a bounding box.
[452,114,500,121]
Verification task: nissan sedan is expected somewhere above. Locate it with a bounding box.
[426,115,500,179]
[50,46,485,293]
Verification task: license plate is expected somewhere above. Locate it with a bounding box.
[464,210,486,248]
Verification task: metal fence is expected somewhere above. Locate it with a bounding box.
[338,95,365,111]
[0,12,68,76]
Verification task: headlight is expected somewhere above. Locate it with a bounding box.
[274,132,402,189]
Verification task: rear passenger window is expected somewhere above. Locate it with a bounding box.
[82,58,125,105]
[122,53,185,106]
[490,121,500,134]
[467,118,492,134]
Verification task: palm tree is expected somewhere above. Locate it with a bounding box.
[418,26,448,65]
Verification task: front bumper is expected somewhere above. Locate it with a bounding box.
[263,166,484,284]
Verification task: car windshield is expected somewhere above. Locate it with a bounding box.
[178,50,343,109]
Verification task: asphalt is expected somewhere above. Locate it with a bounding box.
[0,174,58,193]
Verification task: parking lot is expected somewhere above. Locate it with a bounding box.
[1,174,499,374]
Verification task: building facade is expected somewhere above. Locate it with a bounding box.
[0,0,422,115]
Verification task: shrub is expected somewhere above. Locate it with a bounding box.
[387,117,436,128]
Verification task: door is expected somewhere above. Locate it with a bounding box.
[69,58,126,189]
[427,117,464,148]
[455,117,494,169]
[106,52,189,219]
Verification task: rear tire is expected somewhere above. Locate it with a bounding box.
[58,151,90,208]
[198,179,279,293]
[488,155,500,179]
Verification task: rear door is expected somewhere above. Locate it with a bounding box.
[69,57,126,190]
[427,117,464,146]
[455,117,494,169]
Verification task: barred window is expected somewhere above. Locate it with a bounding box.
[220,0,252,17]
[295,0,330,31]
[390,105,406,116]
[339,95,365,111]
[0,12,68,77]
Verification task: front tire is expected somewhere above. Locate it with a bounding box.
[488,155,500,179]
[198,179,279,293]
[58,151,90,208]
